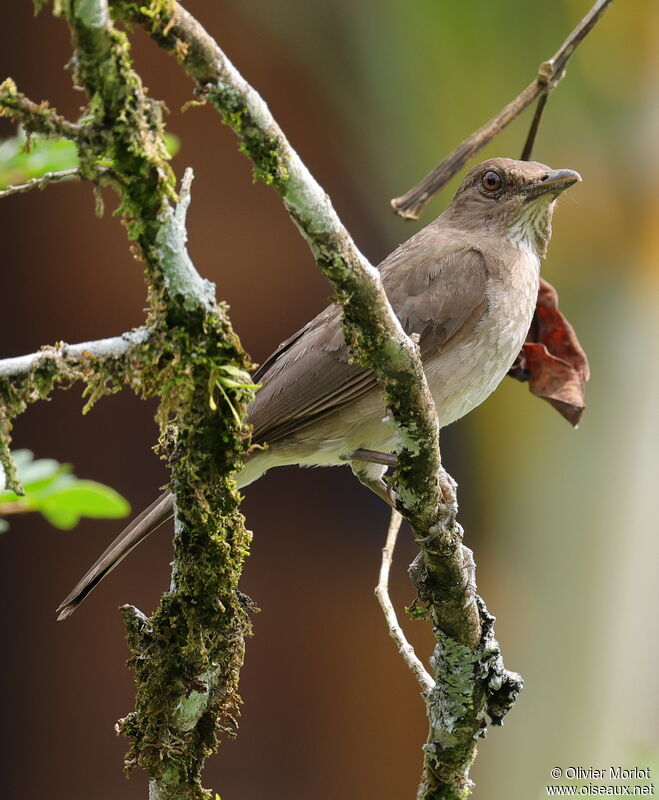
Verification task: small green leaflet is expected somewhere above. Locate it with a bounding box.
[208,365,260,424]
[0,133,78,188]
[0,450,130,531]
[0,130,180,189]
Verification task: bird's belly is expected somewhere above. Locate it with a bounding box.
[298,284,536,460]
[426,266,539,427]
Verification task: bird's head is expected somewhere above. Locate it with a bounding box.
[448,157,581,257]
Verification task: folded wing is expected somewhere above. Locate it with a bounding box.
[249,227,488,445]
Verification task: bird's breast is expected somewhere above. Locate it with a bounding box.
[425,246,540,427]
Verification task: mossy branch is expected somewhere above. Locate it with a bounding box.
[110,0,446,533]
[2,2,255,799]
[107,3,522,798]
[0,77,82,140]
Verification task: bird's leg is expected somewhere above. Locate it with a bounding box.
[348,448,398,467]
[350,460,397,508]
[348,450,457,513]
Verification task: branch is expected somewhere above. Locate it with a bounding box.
[0,168,81,199]
[1,4,255,798]
[0,329,152,494]
[0,330,149,380]
[57,8,256,798]
[0,78,82,140]
[375,510,434,694]
[109,4,518,797]
[391,0,614,219]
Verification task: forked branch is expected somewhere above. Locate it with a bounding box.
[391,0,614,219]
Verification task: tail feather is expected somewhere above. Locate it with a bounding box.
[56,492,174,621]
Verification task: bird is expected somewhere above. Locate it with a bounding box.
[56,157,581,619]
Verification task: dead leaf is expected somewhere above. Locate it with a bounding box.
[507,278,589,427]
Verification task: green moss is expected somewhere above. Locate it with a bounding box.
[0,78,79,140]
[1,6,257,796]
[0,354,81,493]
[111,0,174,28]
[111,307,255,794]
[207,87,289,189]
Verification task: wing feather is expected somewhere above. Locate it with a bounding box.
[248,228,488,445]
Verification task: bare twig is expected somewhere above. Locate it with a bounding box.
[391,0,614,219]
[0,168,81,199]
[520,93,550,162]
[375,509,434,694]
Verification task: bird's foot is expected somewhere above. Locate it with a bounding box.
[438,465,458,518]
[350,459,398,508]
[349,451,458,517]
[461,544,477,609]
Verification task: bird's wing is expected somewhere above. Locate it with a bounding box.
[249,230,488,445]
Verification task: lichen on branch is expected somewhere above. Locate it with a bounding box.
[2,3,257,799]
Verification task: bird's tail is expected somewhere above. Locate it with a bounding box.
[56,492,174,621]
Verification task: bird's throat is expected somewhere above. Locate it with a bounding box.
[508,197,555,258]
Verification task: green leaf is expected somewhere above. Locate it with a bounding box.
[0,451,131,530]
[217,364,251,379]
[0,452,70,503]
[216,364,260,389]
[24,472,76,500]
[0,519,9,533]
[17,457,65,486]
[164,133,181,157]
[38,480,131,530]
[0,131,79,189]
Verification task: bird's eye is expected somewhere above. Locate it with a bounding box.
[481,170,503,191]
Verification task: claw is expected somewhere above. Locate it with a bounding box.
[461,545,477,607]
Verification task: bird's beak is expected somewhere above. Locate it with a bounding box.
[523,168,582,200]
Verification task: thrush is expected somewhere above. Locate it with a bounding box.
[57,157,581,619]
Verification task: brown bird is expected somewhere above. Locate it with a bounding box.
[57,157,581,619]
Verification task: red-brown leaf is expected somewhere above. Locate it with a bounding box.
[507,278,589,427]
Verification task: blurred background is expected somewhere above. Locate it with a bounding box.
[0,1,657,798]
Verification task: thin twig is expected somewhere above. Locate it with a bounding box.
[0,168,81,199]
[391,0,614,219]
[375,509,434,694]
[0,501,31,514]
[520,93,549,161]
